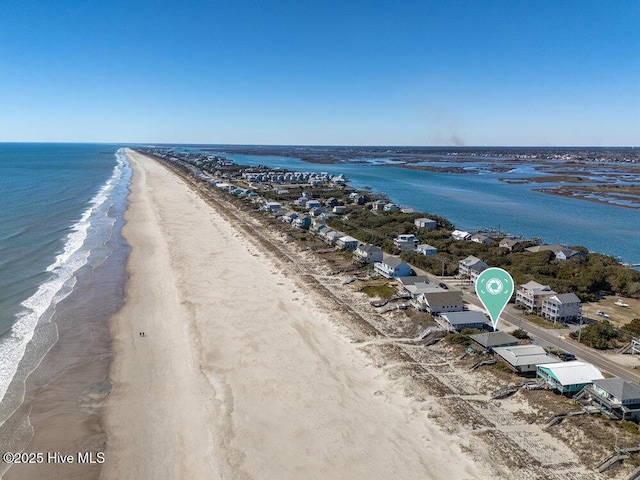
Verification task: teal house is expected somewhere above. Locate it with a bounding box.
[536,361,604,396]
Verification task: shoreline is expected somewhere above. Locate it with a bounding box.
[0,151,129,480]
[99,149,488,478]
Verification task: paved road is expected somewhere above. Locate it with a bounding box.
[384,253,640,384]
[462,291,640,384]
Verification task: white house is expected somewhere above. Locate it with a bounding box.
[499,238,520,251]
[263,202,282,212]
[471,233,495,245]
[515,281,557,312]
[416,244,437,256]
[458,255,488,283]
[394,234,419,251]
[354,244,383,264]
[336,235,359,251]
[374,258,412,279]
[492,345,557,374]
[451,230,472,241]
[412,291,464,314]
[414,218,437,229]
[384,203,400,212]
[541,293,582,323]
[332,205,347,214]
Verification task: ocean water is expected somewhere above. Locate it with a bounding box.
[196,149,640,265]
[0,144,129,423]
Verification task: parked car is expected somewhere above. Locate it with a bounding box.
[439,282,448,289]
[558,353,576,362]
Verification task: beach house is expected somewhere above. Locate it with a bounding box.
[458,255,488,283]
[536,361,604,395]
[492,345,556,374]
[353,244,383,264]
[578,378,640,421]
[416,244,437,256]
[515,281,557,312]
[541,293,582,323]
[394,234,419,252]
[374,258,412,279]
[469,331,519,351]
[414,218,437,229]
[499,238,520,251]
[336,235,359,251]
[412,291,464,314]
[439,311,487,332]
[451,230,472,241]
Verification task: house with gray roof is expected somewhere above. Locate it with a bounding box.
[537,361,604,396]
[414,218,437,229]
[439,311,487,332]
[515,281,556,312]
[525,244,586,261]
[374,257,412,279]
[492,345,556,374]
[541,293,582,323]
[353,244,383,264]
[499,238,520,251]
[579,378,640,421]
[469,331,519,351]
[458,255,488,283]
[412,291,464,314]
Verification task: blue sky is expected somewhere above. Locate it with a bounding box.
[0,1,638,146]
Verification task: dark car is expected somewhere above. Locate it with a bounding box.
[439,282,448,289]
[558,353,576,362]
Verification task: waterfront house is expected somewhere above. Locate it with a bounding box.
[439,311,487,332]
[371,200,387,211]
[525,244,586,260]
[536,361,604,395]
[374,258,412,279]
[471,233,495,245]
[578,378,640,421]
[469,331,519,351]
[354,244,383,264]
[416,244,438,256]
[384,203,400,212]
[394,234,419,251]
[515,281,557,312]
[336,235,359,251]
[414,218,437,229]
[451,230,472,241]
[499,238,520,251]
[541,293,582,323]
[492,345,556,374]
[458,255,488,283]
[412,291,464,314]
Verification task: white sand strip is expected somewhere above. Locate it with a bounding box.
[100,149,485,479]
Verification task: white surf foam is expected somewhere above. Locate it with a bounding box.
[0,149,129,408]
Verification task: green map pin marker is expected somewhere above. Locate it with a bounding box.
[475,267,514,331]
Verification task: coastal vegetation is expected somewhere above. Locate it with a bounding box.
[328,205,640,302]
[570,318,640,350]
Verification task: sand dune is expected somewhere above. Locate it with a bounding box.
[100,150,484,479]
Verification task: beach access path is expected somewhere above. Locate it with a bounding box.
[100,149,485,479]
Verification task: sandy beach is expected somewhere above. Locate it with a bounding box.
[99,149,486,479]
